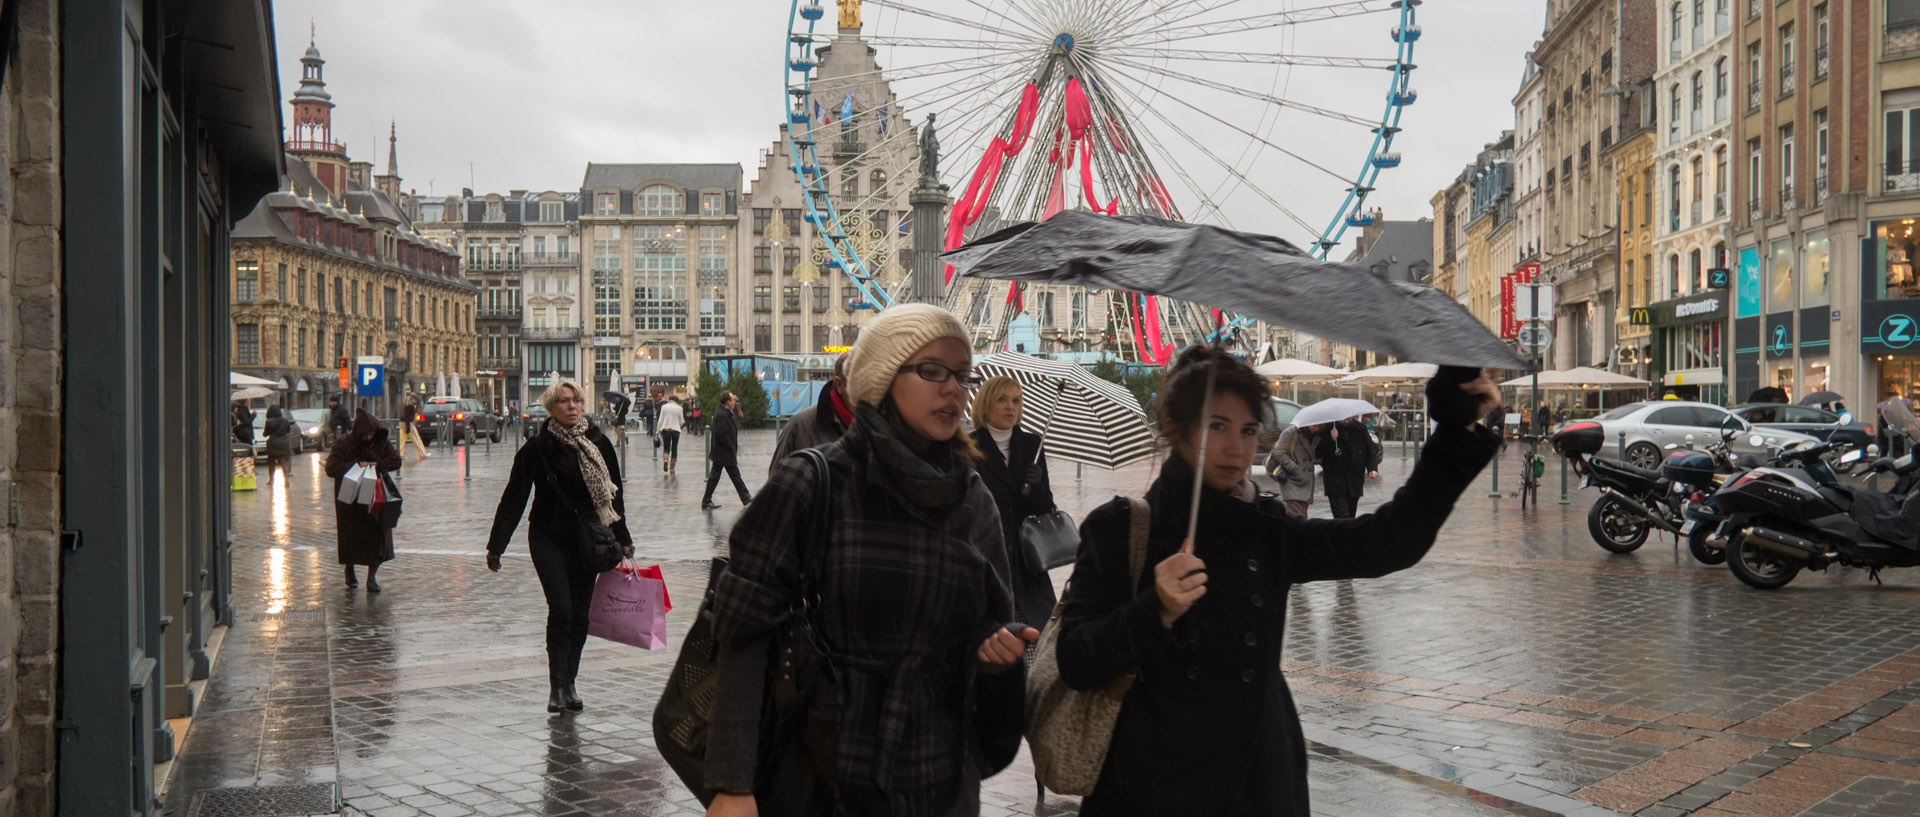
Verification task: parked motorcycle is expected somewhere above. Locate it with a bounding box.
[1551,422,1727,553]
[1711,401,1920,589]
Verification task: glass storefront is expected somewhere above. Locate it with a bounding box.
[1802,228,1830,307]
[1767,237,1794,313]
[1875,218,1920,299]
[1664,320,1722,372]
[1879,356,1920,404]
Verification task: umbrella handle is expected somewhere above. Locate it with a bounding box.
[1185,361,1218,553]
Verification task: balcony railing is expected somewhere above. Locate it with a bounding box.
[1814,46,1829,81]
[524,253,575,265]
[1748,198,1764,221]
[1780,183,1796,211]
[1885,162,1920,193]
[477,307,523,320]
[468,259,522,272]
[1778,62,1795,96]
[1715,192,1727,218]
[1748,79,1762,111]
[833,139,867,158]
[1691,201,1703,224]
[479,357,521,372]
[1888,21,1920,56]
[283,139,346,153]
[1815,174,1830,203]
[1748,0,1760,20]
[523,327,580,341]
[385,317,400,332]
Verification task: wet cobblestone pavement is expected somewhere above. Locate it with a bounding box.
[163,429,1920,817]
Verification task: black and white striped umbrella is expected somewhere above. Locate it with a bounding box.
[973,351,1155,470]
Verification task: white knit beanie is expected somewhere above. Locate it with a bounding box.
[844,304,972,409]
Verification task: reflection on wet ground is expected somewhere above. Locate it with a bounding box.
[161,430,1920,817]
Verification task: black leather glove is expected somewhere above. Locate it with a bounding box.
[1426,365,1488,429]
[486,551,503,572]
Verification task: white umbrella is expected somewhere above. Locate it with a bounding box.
[972,352,1154,470]
[230,386,274,401]
[1499,366,1650,388]
[1291,398,1380,428]
[451,376,461,400]
[437,372,447,398]
[230,371,277,387]
[1254,358,1349,379]
[1339,362,1438,384]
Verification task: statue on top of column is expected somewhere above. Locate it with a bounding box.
[919,113,940,181]
[839,0,861,29]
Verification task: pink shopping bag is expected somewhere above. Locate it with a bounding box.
[587,564,669,650]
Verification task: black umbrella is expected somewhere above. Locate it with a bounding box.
[1747,387,1789,404]
[1798,390,1844,407]
[944,211,1528,369]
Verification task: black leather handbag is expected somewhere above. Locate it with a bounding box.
[544,471,623,573]
[377,472,404,528]
[654,448,836,806]
[1020,510,1081,572]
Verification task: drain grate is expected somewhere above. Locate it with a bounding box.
[250,610,326,622]
[185,783,337,817]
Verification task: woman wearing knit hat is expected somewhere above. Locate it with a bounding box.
[698,303,1036,815]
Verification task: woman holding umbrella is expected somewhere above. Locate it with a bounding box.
[1053,348,1498,816]
[969,375,1058,627]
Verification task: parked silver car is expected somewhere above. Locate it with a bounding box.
[1582,400,1818,470]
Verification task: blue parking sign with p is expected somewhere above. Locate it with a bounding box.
[356,364,385,396]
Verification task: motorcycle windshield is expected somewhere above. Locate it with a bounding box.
[1889,399,1920,443]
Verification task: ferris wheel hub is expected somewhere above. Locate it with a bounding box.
[1052,33,1076,53]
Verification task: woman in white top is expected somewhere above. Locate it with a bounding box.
[656,397,686,474]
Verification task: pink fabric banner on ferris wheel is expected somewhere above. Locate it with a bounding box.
[1079,140,1118,215]
[1006,83,1040,155]
[965,137,1010,226]
[1143,293,1172,364]
[1064,78,1093,141]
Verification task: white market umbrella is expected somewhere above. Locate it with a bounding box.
[972,352,1155,470]
[1499,366,1650,388]
[230,371,277,387]
[451,377,461,400]
[1254,359,1349,379]
[1339,362,1438,384]
[436,372,447,398]
[230,386,274,401]
[1291,398,1380,428]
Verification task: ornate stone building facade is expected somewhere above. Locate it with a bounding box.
[230,40,473,414]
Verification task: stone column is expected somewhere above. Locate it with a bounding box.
[908,118,951,306]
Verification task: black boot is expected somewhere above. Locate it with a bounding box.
[343,565,358,589]
[547,676,565,714]
[365,565,382,593]
[563,640,586,711]
[561,681,584,711]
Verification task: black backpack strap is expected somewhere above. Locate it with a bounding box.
[793,448,833,610]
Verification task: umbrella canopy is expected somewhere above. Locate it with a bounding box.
[1339,362,1438,384]
[1499,366,1651,388]
[972,351,1155,470]
[230,371,277,387]
[1799,390,1844,406]
[231,386,274,401]
[437,372,448,398]
[1254,358,1349,379]
[1747,386,1789,403]
[1291,398,1380,428]
[945,211,1528,369]
[451,377,461,400]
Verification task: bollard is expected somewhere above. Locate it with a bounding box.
[1558,450,1570,504]
[1076,461,1083,483]
[1487,443,1501,497]
[620,426,628,474]
[464,432,471,481]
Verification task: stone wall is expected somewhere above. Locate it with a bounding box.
[2,0,64,813]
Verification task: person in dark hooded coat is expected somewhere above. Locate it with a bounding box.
[263,405,297,478]
[325,409,401,591]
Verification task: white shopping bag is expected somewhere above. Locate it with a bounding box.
[336,464,369,503]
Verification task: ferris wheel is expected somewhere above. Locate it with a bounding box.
[783,0,1422,363]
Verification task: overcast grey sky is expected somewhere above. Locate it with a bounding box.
[274,0,1543,248]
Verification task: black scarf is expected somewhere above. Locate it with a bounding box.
[857,404,967,509]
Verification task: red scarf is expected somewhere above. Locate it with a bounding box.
[828,386,854,428]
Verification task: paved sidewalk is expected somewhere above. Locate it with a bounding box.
[162,428,1920,817]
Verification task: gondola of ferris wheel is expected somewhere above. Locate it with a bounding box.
[783,0,1423,363]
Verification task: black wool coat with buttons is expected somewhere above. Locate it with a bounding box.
[1054,424,1497,817]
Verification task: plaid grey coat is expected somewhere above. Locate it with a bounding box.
[704,420,1022,810]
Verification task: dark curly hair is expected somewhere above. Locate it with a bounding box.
[1152,345,1270,445]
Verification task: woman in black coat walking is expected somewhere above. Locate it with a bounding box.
[1315,415,1382,519]
[486,379,634,713]
[700,304,1034,817]
[1054,347,1498,817]
[968,375,1058,628]
[262,405,296,479]
[324,409,401,591]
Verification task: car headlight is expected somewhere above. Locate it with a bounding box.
[303,427,320,435]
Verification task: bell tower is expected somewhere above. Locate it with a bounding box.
[285,27,349,194]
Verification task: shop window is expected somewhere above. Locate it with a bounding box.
[1767,237,1795,312]
[1875,219,1920,300]
[1802,228,1831,307]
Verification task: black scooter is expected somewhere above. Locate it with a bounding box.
[1710,442,1920,589]
[1552,422,1724,554]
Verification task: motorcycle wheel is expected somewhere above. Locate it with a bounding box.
[1687,524,1727,565]
[1588,495,1651,553]
[1725,532,1802,589]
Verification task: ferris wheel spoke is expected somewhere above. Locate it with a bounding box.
[1077,73,1237,225]
[865,0,1044,43]
[856,34,1040,50]
[1111,0,1401,48]
[1100,0,1237,40]
[1101,70,1323,237]
[1098,60,1360,188]
[1098,46,1400,71]
[1099,54,1379,128]
[815,50,1039,87]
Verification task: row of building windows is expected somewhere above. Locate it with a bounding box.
[235,260,472,332]
[234,321,468,374]
[592,186,727,217]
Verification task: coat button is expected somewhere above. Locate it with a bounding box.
[1247,558,1260,572]
[1250,592,1265,607]
[1241,670,1255,683]
[1187,666,1199,680]
[1243,632,1258,647]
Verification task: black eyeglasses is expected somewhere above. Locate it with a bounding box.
[897,362,985,387]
